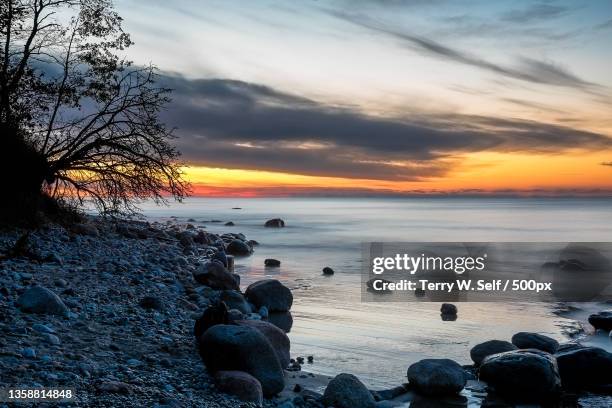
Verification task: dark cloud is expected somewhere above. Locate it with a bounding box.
[500,3,571,23]
[328,11,596,89]
[159,75,612,181]
[601,161,612,167]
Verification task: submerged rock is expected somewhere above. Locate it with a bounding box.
[17,286,69,316]
[265,258,281,267]
[479,349,561,401]
[588,311,612,332]
[264,218,285,228]
[470,340,517,365]
[407,358,466,396]
[198,324,285,396]
[214,370,263,405]
[511,332,559,353]
[245,279,293,312]
[322,373,376,408]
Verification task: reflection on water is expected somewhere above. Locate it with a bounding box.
[140,197,612,388]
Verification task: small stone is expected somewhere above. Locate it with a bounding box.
[32,323,55,334]
[17,286,69,316]
[307,355,314,363]
[322,267,334,275]
[440,303,457,315]
[42,333,61,345]
[265,259,281,267]
[139,296,163,311]
[21,348,36,358]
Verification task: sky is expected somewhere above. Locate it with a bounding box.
[116,0,612,196]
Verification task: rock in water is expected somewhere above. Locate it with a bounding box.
[265,259,281,267]
[588,311,612,332]
[322,267,334,275]
[220,291,252,314]
[245,279,293,312]
[470,340,517,365]
[214,371,263,405]
[226,239,252,256]
[268,311,293,333]
[264,218,285,228]
[193,262,239,291]
[236,319,291,368]
[194,302,229,341]
[555,346,612,389]
[17,286,69,316]
[440,303,457,315]
[198,324,285,396]
[479,349,561,401]
[511,332,559,353]
[407,359,466,396]
[322,373,376,408]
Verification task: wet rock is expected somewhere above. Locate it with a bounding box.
[193,262,239,291]
[139,296,164,311]
[235,319,291,368]
[407,359,466,396]
[224,221,235,226]
[214,370,263,405]
[265,259,281,267]
[220,291,252,314]
[32,323,55,334]
[17,286,69,316]
[588,311,612,331]
[322,267,334,275]
[268,311,293,333]
[226,239,252,256]
[198,324,285,396]
[479,349,561,401]
[264,218,285,228]
[245,279,293,312]
[470,340,517,365]
[511,332,559,353]
[440,303,457,315]
[555,346,612,389]
[322,373,376,408]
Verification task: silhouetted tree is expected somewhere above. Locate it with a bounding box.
[0,0,188,222]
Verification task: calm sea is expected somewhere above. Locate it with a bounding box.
[139,197,612,388]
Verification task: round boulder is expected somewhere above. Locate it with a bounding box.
[322,373,376,408]
[440,303,457,315]
[479,349,561,401]
[235,319,291,368]
[198,324,284,396]
[245,279,293,312]
[17,286,69,316]
[264,218,285,228]
[555,346,612,389]
[470,340,517,366]
[322,267,335,275]
[407,358,466,396]
[193,262,239,291]
[226,239,252,256]
[214,370,263,405]
[588,311,612,332]
[511,332,559,354]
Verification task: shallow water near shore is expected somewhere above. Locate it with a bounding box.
[140,197,612,388]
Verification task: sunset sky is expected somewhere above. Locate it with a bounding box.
[117,0,612,196]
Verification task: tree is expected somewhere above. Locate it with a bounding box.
[0,0,188,222]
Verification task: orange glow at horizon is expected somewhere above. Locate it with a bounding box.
[183,150,612,197]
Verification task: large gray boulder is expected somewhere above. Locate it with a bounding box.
[479,349,561,401]
[235,319,290,368]
[407,358,466,396]
[245,279,292,312]
[193,262,239,291]
[198,324,284,396]
[470,340,517,365]
[214,371,263,405]
[511,332,559,353]
[17,286,69,316]
[555,346,612,389]
[322,373,376,408]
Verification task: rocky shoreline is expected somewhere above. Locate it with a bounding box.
[1,216,612,407]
